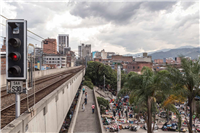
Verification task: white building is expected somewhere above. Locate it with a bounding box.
[43,54,67,68]
[78,43,91,59]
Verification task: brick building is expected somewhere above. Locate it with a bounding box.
[175,57,181,64]
[126,61,153,74]
[166,57,176,64]
[1,52,6,75]
[1,37,6,74]
[154,59,163,64]
[94,53,153,73]
[66,51,76,67]
[43,38,57,55]
[112,55,133,63]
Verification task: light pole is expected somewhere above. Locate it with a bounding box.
[104,75,105,91]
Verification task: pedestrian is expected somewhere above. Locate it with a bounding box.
[84,97,87,105]
[92,103,95,114]
[85,92,87,98]
[71,111,73,116]
[69,114,72,122]
[113,109,116,117]
[83,88,85,94]
[118,111,121,119]
[82,102,85,112]
[125,109,128,120]
[121,109,123,117]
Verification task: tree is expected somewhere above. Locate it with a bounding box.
[125,67,172,133]
[83,80,94,89]
[168,57,200,133]
[162,94,184,131]
[97,97,109,114]
[85,61,124,91]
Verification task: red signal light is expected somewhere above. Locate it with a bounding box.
[13,55,17,60]
[8,52,21,61]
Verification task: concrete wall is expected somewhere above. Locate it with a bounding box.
[0,66,80,87]
[68,86,83,133]
[93,87,106,133]
[2,68,85,133]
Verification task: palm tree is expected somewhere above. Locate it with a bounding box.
[168,57,200,133]
[162,94,185,131]
[125,67,170,133]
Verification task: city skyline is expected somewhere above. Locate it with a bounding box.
[0,1,199,55]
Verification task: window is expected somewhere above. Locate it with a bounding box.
[52,58,54,60]
[58,58,60,60]
[49,61,51,63]
[46,58,48,60]
[138,66,140,69]
[49,58,51,60]
[52,61,54,63]
[133,66,135,69]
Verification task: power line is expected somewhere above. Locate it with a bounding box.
[0,22,41,43]
[28,36,41,42]
[0,15,8,19]
[0,14,45,40]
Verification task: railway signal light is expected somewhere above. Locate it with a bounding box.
[6,19,27,80]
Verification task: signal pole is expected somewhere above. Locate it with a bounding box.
[15,93,20,117]
[104,75,105,91]
[117,65,121,95]
[6,19,27,118]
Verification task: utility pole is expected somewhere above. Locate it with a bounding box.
[117,65,121,95]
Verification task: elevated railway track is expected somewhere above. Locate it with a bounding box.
[1,66,84,128]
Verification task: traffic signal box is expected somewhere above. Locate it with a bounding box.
[6,19,27,81]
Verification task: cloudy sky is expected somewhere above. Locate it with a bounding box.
[0,1,199,55]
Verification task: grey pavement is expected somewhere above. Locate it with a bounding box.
[74,87,101,133]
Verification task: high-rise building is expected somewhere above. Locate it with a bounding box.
[43,38,57,55]
[78,43,91,59]
[58,34,69,54]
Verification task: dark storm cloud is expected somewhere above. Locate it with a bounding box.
[70,2,142,24]
[142,2,177,12]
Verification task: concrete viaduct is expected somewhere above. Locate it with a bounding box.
[1,66,85,133]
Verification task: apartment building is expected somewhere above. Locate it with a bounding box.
[43,54,67,68]
[43,38,57,55]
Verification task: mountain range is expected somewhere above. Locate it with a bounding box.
[124,46,200,60]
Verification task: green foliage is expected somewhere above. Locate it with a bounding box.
[167,57,200,132]
[85,61,127,90]
[97,97,109,108]
[83,80,94,89]
[117,88,130,98]
[125,66,174,133]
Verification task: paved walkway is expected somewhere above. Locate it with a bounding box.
[74,87,101,133]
